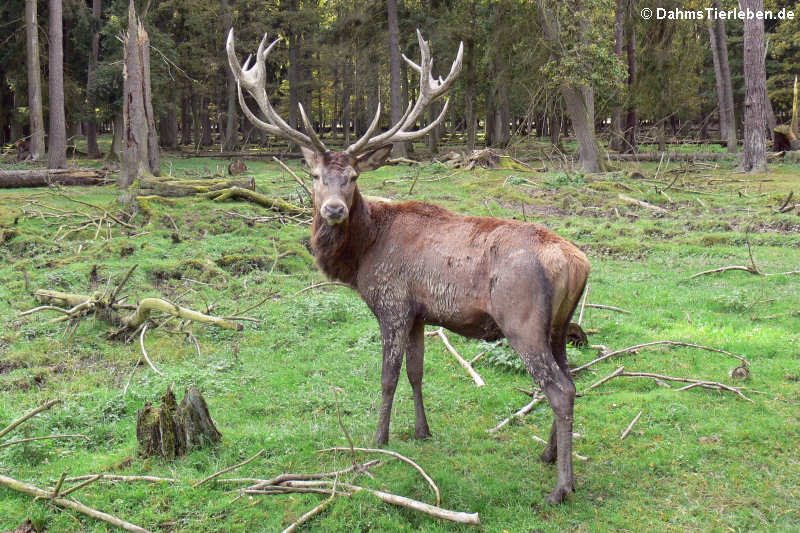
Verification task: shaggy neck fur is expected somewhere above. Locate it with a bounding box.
[311,187,376,286]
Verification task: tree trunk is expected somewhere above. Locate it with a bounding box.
[85,0,102,158]
[287,0,300,136]
[47,0,67,168]
[623,23,637,153]
[222,0,237,151]
[120,0,151,188]
[609,0,625,152]
[139,22,160,175]
[741,0,767,173]
[708,0,736,153]
[160,108,178,149]
[386,0,406,157]
[0,169,112,188]
[109,113,123,160]
[200,98,213,146]
[181,94,192,145]
[342,63,351,146]
[25,0,46,161]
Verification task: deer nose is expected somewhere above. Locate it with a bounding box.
[322,202,347,222]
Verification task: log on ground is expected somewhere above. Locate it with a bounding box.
[0,168,113,188]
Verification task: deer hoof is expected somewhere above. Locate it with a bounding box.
[414,428,431,440]
[545,484,574,505]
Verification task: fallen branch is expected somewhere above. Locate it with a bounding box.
[585,303,632,314]
[582,366,626,393]
[59,474,103,497]
[280,481,338,533]
[0,168,113,188]
[293,281,351,295]
[570,340,750,374]
[193,449,266,488]
[0,399,62,440]
[273,156,312,200]
[318,447,441,506]
[62,474,178,484]
[281,480,480,525]
[620,411,643,440]
[123,298,243,331]
[0,434,86,449]
[138,324,164,376]
[488,392,544,433]
[242,460,381,491]
[620,372,753,402]
[205,186,311,216]
[428,328,486,387]
[618,194,669,214]
[0,474,150,533]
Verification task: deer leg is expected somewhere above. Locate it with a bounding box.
[541,324,570,464]
[374,320,410,445]
[405,321,431,439]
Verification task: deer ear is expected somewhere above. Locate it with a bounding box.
[301,146,323,170]
[355,145,393,173]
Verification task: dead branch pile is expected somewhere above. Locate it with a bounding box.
[439,149,539,171]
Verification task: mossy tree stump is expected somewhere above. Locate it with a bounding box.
[136,386,222,460]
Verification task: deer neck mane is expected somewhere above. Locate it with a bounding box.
[311,187,376,286]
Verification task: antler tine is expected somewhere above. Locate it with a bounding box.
[354,100,412,152]
[391,97,450,142]
[298,103,327,153]
[346,101,383,154]
[227,28,325,152]
[236,84,281,136]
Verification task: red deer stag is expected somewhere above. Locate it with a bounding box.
[226,28,590,504]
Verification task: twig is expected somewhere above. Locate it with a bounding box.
[570,340,750,374]
[317,447,441,506]
[774,191,793,213]
[0,399,62,440]
[51,471,68,498]
[583,366,626,393]
[281,480,479,525]
[430,328,485,387]
[488,392,544,433]
[59,474,103,497]
[620,411,643,440]
[62,474,178,483]
[293,281,350,295]
[331,388,357,467]
[688,265,762,279]
[470,340,504,365]
[193,449,266,488]
[620,372,753,402]
[0,434,87,449]
[584,303,632,314]
[280,478,338,533]
[0,474,150,533]
[122,357,142,397]
[274,156,313,200]
[244,460,381,491]
[139,324,165,377]
[110,264,138,304]
[577,285,590,325]
[618,194,669,214]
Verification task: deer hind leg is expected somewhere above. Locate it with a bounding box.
[541,323,570,464]
[496,305,576,503]
[374,318,411,445]
[405,321,431,439]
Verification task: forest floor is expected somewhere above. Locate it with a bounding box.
[1,144,799,532]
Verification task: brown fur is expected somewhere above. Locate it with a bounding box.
[307,147,589,504]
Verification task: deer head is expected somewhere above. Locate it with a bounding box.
[226,28,463,225]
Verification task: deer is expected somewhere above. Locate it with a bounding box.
[226,28,590,504]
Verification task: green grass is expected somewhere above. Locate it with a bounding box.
[1,147,799,532]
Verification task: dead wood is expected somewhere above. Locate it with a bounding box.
[317,447,441,506]
[0,168,113,188]
[62,474,178,483]
[0,434,86,449]
[136,386,222,459]
[585,303,632,314]
[618,194,669,214]
[620,372,752,402]
[428,328,486,387]
[193,449,265,488]
[273,156,312,199]
[620,411,643,440]
[606,152,735,162]
[204,186,311,216]
[138,176,254,197]
[570,340,750,375]
[0,474,150,533]
[488,392,544,433]
[0,399,61,440]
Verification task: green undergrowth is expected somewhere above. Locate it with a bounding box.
[0,149,799,532]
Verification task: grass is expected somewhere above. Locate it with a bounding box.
[1,145,799,532]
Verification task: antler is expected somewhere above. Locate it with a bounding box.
[346,30,463,155]
[226,29,327,153]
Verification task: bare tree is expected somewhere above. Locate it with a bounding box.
[221,0,237,151]
[85,0,102,158]
[25,0,45,161]
[387,0,407,157]
[708,0,736,152]
[47,0,67,168]
[741,0,767,173]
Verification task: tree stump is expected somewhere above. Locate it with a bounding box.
[136,386,221,459]
[228,159,248,175]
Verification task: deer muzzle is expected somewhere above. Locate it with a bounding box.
[321,201,348,224]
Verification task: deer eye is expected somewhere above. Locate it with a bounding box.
[311,173,320,181]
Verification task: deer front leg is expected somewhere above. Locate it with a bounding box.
[406,322,431,439]
[374,319,410,445]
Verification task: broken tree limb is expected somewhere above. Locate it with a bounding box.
[280,485,337,533]
[585,303,632,314]
[122,298,243,331]
[273,156,312,199]
[281,480,480,525]
[0,399,62,440]
[606,152,735,162]
[0,434,87,449]
[488,392,544,434]
[62,474,178,483]
[570,340,750,375]
[620,372,753,402]
[137,176,254,197]
[317,447,441,506]
[138,324,164,376]
[618,194,669,214]
[242,461,382,492]
[428,328,486,387]
[0,474,151,533]
[204,186,310,216]
[0,168,113,188]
